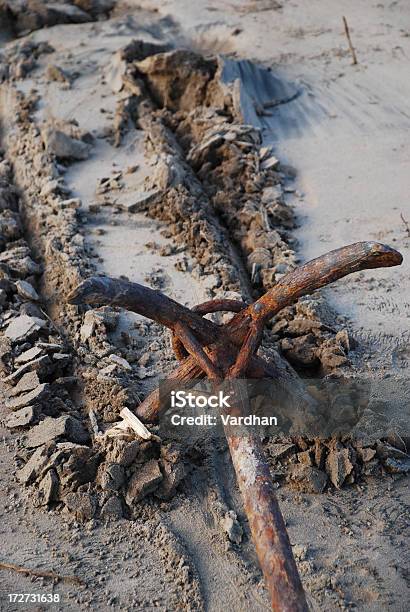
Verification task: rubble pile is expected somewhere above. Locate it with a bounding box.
[0,89,187,519]
[265,436,410,494]
[117,46,352,375]
[1,0,115,34]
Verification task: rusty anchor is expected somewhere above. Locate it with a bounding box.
[68,241,402,611]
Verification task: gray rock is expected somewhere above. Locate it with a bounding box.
[35,469,59,506]
[106,439,139,467]
[5,315,46,342]
[19,303,45,319]
[7,383,49,410]
[100,463,125,491]
[64,492,97,521]
[119,189,161,213]
[52,352,71,366]
[9,371,40,397]
[43,128,89,161]
[80,316,95,342]
[325,447,354,488]
[155,460,186,500]
[289,465,328,493]
[262,185,283,203]
[15,280,40,302]
[80,307,119,342]
[17,446,49,485]
[384,457,410,474]
[0,336,12,360]
[109,354,131,371]
[47,443,98,491]
[26,415,89,448]
[100,496,123,520]
[261,156,280,170]
[105,51,127,93]
[5,355,51,383]
[5,405,40,429]
[15,346,43,364]
[126,459,163,505]
[0,247,41,277]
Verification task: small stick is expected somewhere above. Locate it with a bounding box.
[0,561,84,586]
[400,212,410,237]
[343,16,358,65]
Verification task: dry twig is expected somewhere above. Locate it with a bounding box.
[343,16,358,65]
[0,561,84,586]
[400,212,410,237]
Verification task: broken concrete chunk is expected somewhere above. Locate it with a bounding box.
[383,457,410,474]
[9,371,40,397]
[325,447,354,488]
[26,415,89,448]
[5,355,51,383]
[43,128,89,161]
[105,51,127,93]
[0,210,22,240]
[5,405,39,429]
[109,354,132,370]
[261,185,283,204]
[119,189,162,213]
[357,447,376,463]
[281,335,319,368]
[5,315,46,342]
[15,346,43,364]
[81,307,119,341]
[17,446,50,485]
[7,383,49,410]
[261,156,280,170]
[126,459,163,505]
[97,364,117,380]
[35,469,59,506]
[0,336,12,361]
[64,492,97,521]
[0,247,41,277]
[155,460,186,500]
[289,465,328,493]
[80,316,95,342]
[15,280,39,302]
[104,439,140,467]
[100,495,123,520]
[99,462,125,491]
[48,443,99,491]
